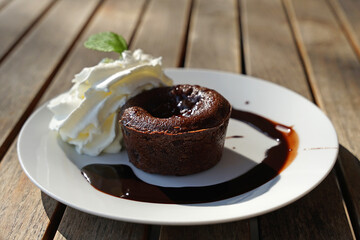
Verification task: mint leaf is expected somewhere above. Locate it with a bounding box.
[84,32,128,54]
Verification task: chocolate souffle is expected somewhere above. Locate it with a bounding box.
[119,84,231,176]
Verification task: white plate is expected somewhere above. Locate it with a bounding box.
[17,68,338,225]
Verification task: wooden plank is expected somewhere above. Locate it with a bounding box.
[160,0,250,239]
[0,0,54,61]
[0,0,102,239]
[131,0,192,68]
[0,0,100,157]
[54,208,147,240]
[242,0,354,238]
[160,221,249,240]
[185,0,241,72]
[288,0,360,236]
[30,0,151,239]
[0,143,59,239]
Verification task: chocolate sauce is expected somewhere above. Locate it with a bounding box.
[81,108,298,204]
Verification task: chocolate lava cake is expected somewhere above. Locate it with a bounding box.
[119,84,232,176]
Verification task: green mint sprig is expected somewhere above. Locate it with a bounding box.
[84,32,128,55]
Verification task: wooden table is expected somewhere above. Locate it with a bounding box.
[0,0,359,239]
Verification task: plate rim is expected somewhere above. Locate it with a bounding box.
[17,68,339,225]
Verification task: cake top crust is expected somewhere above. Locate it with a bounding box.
[120,84,231,134]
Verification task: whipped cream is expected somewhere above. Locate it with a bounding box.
[48,49,173,156]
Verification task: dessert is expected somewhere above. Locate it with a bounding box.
[47,32,231,176]
[47,49,172,156]
[120,84,232,176]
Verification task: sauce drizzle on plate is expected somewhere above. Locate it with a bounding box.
[81,108,298,204]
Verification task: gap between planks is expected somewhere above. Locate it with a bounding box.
[280,0,320,107]
[127,0,151,48]
[237,0,246,75]
[0,0,58,65]
[177,0,194,68]
[0,0,59,160]
[42,203,67,240]
[281,0,357,238]
[327,0,360,64]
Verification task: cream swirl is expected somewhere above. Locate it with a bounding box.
[48,49,173,156]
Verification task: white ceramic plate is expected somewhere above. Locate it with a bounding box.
[17,69,338,225]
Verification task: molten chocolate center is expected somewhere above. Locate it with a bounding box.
[146,86,202,118]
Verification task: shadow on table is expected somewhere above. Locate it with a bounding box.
[335,145,360,237]
[40,193,146,239]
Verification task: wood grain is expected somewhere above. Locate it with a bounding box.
[0,0,54,61]
[242,0,354,238]
[185,0,241,72]
[131,0,192,68]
